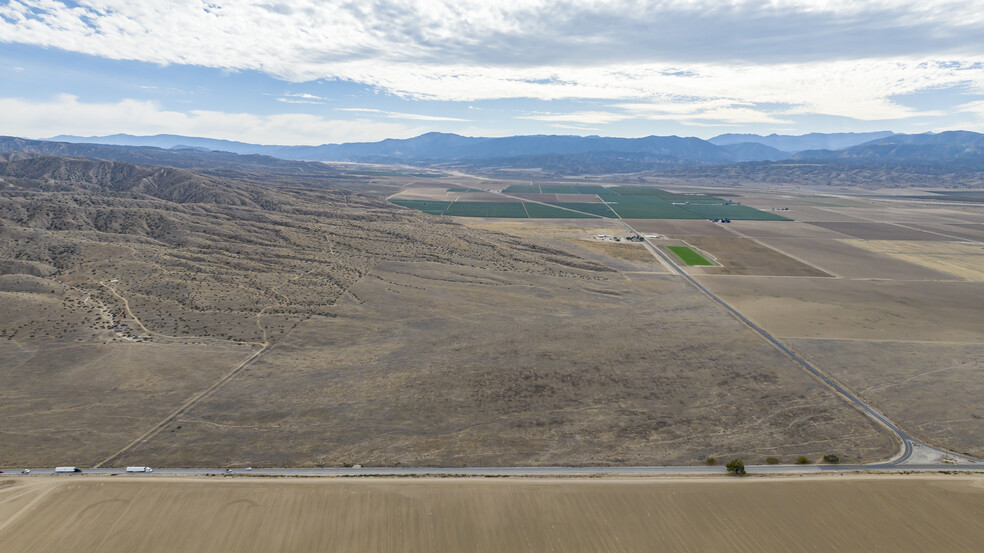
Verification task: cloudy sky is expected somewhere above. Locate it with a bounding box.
[2,0,984,144]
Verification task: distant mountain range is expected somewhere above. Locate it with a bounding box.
[29,130,984,173]
[792,131,984,163]
[50,132,785,164]
[708,131,895,153]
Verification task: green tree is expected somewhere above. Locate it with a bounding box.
[822,454,840,464]
[726,459,746,476]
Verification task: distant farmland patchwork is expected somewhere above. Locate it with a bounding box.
[391,186,790,220]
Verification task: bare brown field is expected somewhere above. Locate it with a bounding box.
[753,237,956,279]
[758,205,866,222]
[897,223,984,242]
[790,339,984,458]
[111,262,894,467]
[699,277,984,342]
[678,236,831,276]
[826,206,984,225]
[728,220,854,239]
[844,240,984,281]
[945,210,984,223]
[2,476,984,553]
[623,219,734,236]
[809,222,952,241]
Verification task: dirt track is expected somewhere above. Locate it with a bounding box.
[2,476,983,552]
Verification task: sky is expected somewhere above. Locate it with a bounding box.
[1,0,984,145]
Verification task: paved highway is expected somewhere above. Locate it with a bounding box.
[5,461,981,478]
[9,186,979,480]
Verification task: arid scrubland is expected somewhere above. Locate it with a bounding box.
[0,154,900,467]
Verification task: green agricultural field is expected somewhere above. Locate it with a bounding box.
[668,246,714,266]
[537,185,612,195]
[444,201,530,218]
[502,184,541,194]
[607,196,704,219]
[523,203,596,218]
[390,199,453,215]
[393,187,788,221]
[543,202,616,218]
[612,187,722,203]
[680,204,791,221]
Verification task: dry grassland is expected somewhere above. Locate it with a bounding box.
[458,218,624,239]
[698,277,984,342]
[790,339,984,458]
[113,262,894,467]
[562,239,666,268]
[845,240,984,281]
[2,476,984,553]
[0,341,257,466]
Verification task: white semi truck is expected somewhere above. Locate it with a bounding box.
[125,466,153,473]
[54,466,81,473]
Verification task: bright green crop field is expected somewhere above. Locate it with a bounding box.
[667,246,714,266]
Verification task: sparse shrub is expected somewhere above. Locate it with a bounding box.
[796,456,811,464]
[766,457,780,465]
[822,454,840,464]
[705,457,717,466]
[726,459,746,476]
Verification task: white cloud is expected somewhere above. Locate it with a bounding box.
[548,124,601,132]
[1,1,984,128]
[283,93,327,100]
[276,98,326,105]
[0,94,423,144]
[518,111,631,125]
[957,100,984,116]
[335,108,467,121]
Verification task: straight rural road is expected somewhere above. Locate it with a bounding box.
[7,462,982,478]
[462,177,978,467]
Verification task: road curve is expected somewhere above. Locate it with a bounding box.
[462,180,968,467]
[615,219,919,463]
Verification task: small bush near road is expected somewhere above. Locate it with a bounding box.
[796,456,812,464]
[726,459,746,476]
[822,454,840,464]
[766,457,780,465]
[705,457,717,465]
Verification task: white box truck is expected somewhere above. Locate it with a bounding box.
[125,466,153,473]
[54,466,81,473]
